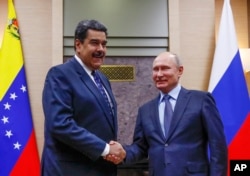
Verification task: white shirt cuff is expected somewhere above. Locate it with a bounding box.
[101,143,110,156]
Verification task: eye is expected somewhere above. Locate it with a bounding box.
[162,67,169,71]
[90,40,98,46]
[153,67,158,72]
[102,43,107,47]
[101,41,107,47]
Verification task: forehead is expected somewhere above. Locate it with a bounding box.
[153,55,176,67]
[86,29,107,40]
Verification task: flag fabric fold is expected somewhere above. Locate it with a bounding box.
[208,0,250,167]
[0,0,40,175]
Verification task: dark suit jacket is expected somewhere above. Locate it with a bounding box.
[124,87,228,176]
[41,57,117,176]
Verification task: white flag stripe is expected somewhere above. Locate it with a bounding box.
[208,0,238,92]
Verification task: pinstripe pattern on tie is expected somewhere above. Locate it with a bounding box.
[92,71,113,117]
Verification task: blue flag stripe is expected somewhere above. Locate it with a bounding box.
[212,51,250,144]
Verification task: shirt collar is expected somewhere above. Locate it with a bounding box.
[159,84,181,102]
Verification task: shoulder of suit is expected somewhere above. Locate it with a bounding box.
[186,89,211,99]
[139,96,158,110]
[48,57,74,69]
[46,58,79,77]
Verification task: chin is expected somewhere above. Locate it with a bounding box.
[93,66,101,70]
[93,61,102,66]
[157,84,167,90]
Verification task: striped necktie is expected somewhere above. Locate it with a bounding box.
[92,71,113,117]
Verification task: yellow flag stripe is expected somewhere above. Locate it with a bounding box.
[0,0,23,100]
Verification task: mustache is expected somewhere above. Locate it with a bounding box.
[92,51,105,58]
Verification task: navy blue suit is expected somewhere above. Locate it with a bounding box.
[124,88,227,176]
[41,58,117,176]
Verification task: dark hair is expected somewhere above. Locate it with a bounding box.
[74,19,108,44]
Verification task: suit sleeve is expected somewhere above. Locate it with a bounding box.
[124,107,149,164]
[42,67,106,161]
[202,93,228,176]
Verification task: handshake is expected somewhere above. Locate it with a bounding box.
[104,140,126,164]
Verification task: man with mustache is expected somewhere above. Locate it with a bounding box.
[41,19,125,176]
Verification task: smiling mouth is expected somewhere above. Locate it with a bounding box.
[156,80,167,84]
[92,51,104,58]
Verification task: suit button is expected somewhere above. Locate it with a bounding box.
[165,143,168,147]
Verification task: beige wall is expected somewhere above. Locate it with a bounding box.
[215,0,249,47]
[169,0,215,90]
[0,0,249,157]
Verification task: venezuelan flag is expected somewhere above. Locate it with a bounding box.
[0,0,40,175]
[208,0,250,174]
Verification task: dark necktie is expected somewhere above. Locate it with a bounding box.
[164,95,173,137]
[92,71,113,117]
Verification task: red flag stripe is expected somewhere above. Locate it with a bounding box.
[10,130,40,176]
[228,113,250,159]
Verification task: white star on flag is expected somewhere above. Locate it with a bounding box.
[3,102,11,110]
[1,116,9,124]
[20,85,27,92]
[13,142,21,150]
[5,130,13,138]
[10,93,18,100]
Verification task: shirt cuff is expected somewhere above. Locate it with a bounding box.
[101,143,110,156]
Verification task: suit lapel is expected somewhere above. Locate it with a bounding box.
[150,95,166,141]
[97,72,117,133]
[166,88,191,140]
[71,58,115,131]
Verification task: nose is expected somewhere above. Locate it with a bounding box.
[97,44,105,51]
[156,70,163,76]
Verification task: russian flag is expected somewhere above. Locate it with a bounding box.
[208,0,250,167]
[0,0,40,175]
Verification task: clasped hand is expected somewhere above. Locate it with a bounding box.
[104,140,126,164]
